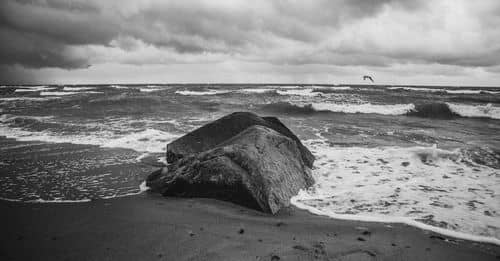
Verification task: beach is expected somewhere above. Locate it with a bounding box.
[1,193,499,261]
[1,84,499,260]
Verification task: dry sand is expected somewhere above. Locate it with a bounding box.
[1,193,498,261]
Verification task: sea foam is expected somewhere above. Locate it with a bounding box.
[311,102,415,115]
[0,119,179,153]
[277,88,322,97]
[388,87,500,95]
[62,86,96,91]
[447,103,500,119]
[292,139,500,243]
[14,86,56,92]
[40,91,102,96]
[175,90,231,96]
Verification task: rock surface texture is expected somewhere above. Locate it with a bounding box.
[166,112,315,168]
[147,112,315,214]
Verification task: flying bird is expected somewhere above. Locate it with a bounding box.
[363,75,374,83]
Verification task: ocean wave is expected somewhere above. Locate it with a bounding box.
[276,88,323,97]
[388,87,445,93]
[62,86,96,91]
[140,88,162,92]
[40,91,102,96]
[261,102,318,115]
[175,90,231,96]
[0,181,150,203]
[292,141,500,243]
[265,85,301,89]
[110,85,131,89]
[239,88,276,94]
[14,86,56,92]
[311,102,414,115]
[406,103,459,119]
[446,103,500,119]
[407,103,500,120]
[447,90,500,95]
[388,87,500,95]
[0,118,179,153]
[313,86,352,93]
[0,97,60,102]
[261,101,500,119]
[261,102,414,116]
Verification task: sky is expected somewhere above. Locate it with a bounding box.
[1,0,500,86]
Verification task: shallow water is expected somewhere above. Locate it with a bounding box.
[0,84,499,242]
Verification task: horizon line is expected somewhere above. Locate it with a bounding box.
[1,83,500,88]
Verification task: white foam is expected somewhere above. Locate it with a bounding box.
[0,97,60,101]
[110,85,130,89]
[292,197,500,245]
[314,86,352,91]
[139,181,150,192]
[310,102,415,115]
[135,153,150,162]
[175,90,231,96]
[27,198,93,203]
[0,122,179,153]
[277,88,322,97]
[239,88,276,94]
[15,86,56,92]
[0,114,54,123]
[265,85,300,89]
[388,87,445,92]
[40,91,78,96]
[292,140,500,243]
[62,86,96,91]
[388,87,500,95]
[140,88,162,92]
[100,129,177,152]
[40,91,102,96]
[447,103,500,119]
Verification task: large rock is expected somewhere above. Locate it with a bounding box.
[147,125,314,214]
[166,112,315,168]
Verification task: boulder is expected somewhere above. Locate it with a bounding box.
[166,112,314,168]
[147,125,314,214]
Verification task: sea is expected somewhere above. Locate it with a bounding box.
[0,84,499,244]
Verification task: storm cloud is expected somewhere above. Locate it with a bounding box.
[1,0,499,84]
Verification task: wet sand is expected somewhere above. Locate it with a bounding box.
[0,193,498,261]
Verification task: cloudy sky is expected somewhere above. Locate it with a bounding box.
[1,0,500,85]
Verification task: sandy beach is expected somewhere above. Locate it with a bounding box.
[1,193,498,261]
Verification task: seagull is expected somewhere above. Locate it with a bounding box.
[363,75,374,83]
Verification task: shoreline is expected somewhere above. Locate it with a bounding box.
[292,197,500,246]
[1,193,498,260]
[2,189,500,247]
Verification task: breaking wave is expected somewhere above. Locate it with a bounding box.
[14,86,56,92]
[276,88,323,97]
[40,91,102,96]
[62,86,96,91]
[446,103,500,119]
[388,87,500,95]
[0,115,179,153]
[239,88,277,94]
[262,102,414,115]
[175,90,231,96]
[261,101,500,119]
[292,140,500,244]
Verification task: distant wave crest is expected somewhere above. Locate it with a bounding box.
[388,86,500,95]
[262,101,500,119]
[175,90,231,96]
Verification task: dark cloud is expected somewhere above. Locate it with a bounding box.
[0,25,89,69]
[0,0,499,82]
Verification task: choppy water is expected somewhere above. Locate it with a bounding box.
[0,84,499,243]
